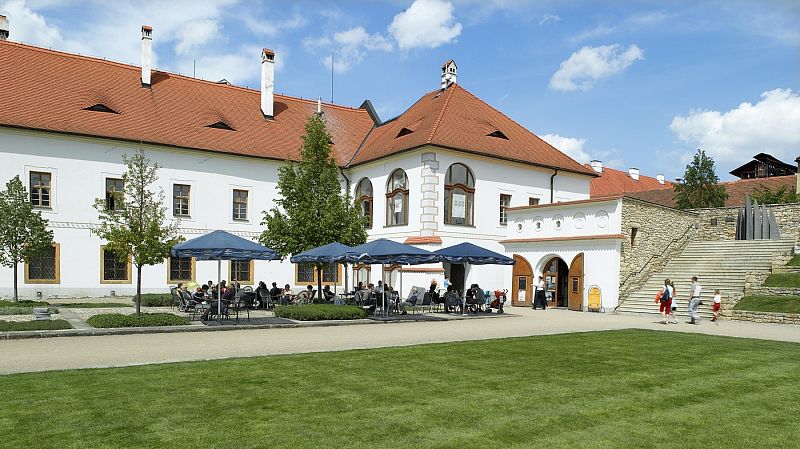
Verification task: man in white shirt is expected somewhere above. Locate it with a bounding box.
[688,276,702,324]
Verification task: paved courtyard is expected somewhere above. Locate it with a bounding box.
[1,308,798,375]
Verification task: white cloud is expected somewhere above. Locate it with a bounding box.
[539,14,560,26]
[244,13,305,38]
[549,44,644,91]
[389,0,462,50]
[174,19,219,56]
[540,133,591,163]
[669,88,800,171]
[308,26,392,74]
[0,0,61,46]
[334,26,391,51]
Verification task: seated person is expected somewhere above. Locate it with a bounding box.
[398,287,418,315]
[269,282,283,304]
[429,279,441,304]
[192,286,205,301]
[281,284,293,305]
[322,285,336,302]
[443,285,461,313]
[200,283,210,298]
[295,285,315,304]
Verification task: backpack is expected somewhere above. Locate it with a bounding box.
[660,286,671,302]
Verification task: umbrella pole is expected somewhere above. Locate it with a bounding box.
[217,260,222,321]
[400,267,403,306]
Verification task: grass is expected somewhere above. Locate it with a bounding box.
[0,300,58,315]
[763,273,800,288]
[0,319,71,332]
[57,302,132,308]
[1,330,799,448]
[735,295,800,314]
[787,255,800,266]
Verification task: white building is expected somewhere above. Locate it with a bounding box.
[2,21,631,309]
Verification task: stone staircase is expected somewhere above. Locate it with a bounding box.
[616,239,796,319]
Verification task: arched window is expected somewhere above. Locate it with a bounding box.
[386,169,409,226]
[444,163,475,226]
[355,178,373,229]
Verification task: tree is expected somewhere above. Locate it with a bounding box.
[0,176,54,301]
[750,184,799,205]
[260,114,367,300]
[674,149,728,209]
[93,150,183,315]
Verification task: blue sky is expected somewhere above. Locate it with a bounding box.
[2,0,798,180]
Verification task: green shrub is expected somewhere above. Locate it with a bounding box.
[735,295,800,314]
[137,294,175,307]
[0,300,50,308]
[763,273,800,288]
[86,313,190,328]
[59,303,132,308]
[273,304,367,321]
[788,255,800,267]
[0,319,72,331]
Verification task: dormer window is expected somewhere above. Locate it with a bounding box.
[207,121,235,131]
[487,130,508,140]
[84,104,118,114]
[396,127,414,138]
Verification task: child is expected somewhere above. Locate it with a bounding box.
[711,289,721,322]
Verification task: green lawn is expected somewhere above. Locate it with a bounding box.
[787,255,800,266]
[763,273,800,288]
[0,319,71,331]
[57,302,132,308]
[735,295,800,314]
[1,330,799,448]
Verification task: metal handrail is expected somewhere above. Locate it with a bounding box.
[615,224,695,311]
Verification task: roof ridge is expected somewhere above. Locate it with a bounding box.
[720,174,797,185]
[426,84,456,143]
[0,40,366,112]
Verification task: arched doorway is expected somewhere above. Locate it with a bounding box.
[511,255,532,307]
[543,257,569,308]
[568,253,584,311]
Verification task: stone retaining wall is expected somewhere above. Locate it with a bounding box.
[619,198,697,298]
[691,203,800,241]
[745,287,800,297]
[729,310,800,325]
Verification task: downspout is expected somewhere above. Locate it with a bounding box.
[550,169,558,203]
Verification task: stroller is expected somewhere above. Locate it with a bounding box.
[486,289,507,314]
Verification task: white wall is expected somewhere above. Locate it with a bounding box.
[0,128,297,298]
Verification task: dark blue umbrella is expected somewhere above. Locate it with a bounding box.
[289,242,354,264]
[345,238,439,265]
[171,230,279,261]
[171,230,280,319]
[433,242,515,265]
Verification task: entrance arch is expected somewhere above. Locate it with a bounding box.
[542,257,569,308]
[511,255,532,307]
[568,253,584,311]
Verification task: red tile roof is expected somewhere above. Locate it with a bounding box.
[350,84,596,175]
[403,236,442,245]
[0,41,374,165]
[626,175,798,208]
[587,165,672,197]
[0,40,596,176]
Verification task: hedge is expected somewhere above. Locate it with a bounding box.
[0,319,72,332]
[273,304,367,321]
[0,300,58,315]
[0,300,50,308]
[86,313,190,328]
[137,294,175,307]
[59,303,132,308]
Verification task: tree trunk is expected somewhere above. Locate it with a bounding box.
[136,264,142,316]
[13,260,18,302]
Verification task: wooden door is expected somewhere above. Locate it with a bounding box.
[511,255,532,307]
[568,253,584,311]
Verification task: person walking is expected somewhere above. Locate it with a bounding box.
[656,279,673,324]
[667,280,678,324]
[688,276,702,325]
[711,289,722,322]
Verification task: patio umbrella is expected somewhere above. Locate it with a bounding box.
[345,239,439,315]
[290,242,355,301]
[433,242,515,315]
[171,230,281,319]
[433,242,515,265]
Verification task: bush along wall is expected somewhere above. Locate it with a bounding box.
[273,305,367,321]
[86,313,189,328]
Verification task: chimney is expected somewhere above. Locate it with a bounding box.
[441,59,457,89]
[656,174,665,185]
[0,15,9,41]
[590,160,603,173]
[628,168,640,181]
[796,156,799,194]
[261,48,275,118]
[317,97,322,115]
[141,25,153,87]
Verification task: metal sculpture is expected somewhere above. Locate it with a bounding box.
[736,193,781,240]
